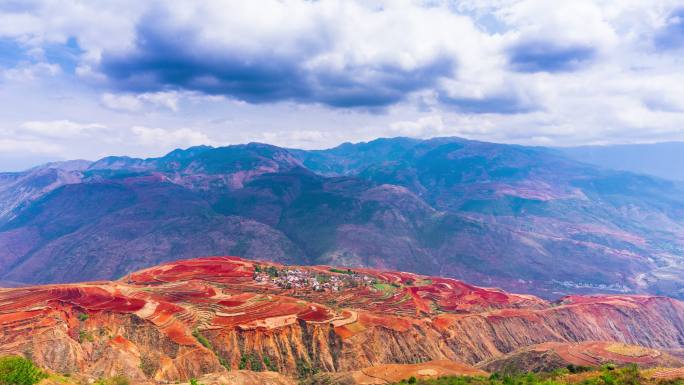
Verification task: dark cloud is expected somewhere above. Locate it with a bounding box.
[507,41,596,73]
[99,12,456,109]
[654,8,684,50]
[101,16,309,103]
[312,58,455,108]
[439,93,535,114]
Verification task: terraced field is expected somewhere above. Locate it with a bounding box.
[124,256,546,334]
[2,256,684,383]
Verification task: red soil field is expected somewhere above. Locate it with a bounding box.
[0,256,549,347]
[0,256,665,344]
[2,255,684,381]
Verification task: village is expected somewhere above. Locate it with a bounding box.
[252,265,375,292]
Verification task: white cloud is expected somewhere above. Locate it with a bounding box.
[0,12,42,39]
[101,92,181,112]
[139,92,180,112]
[2,62,60,81]
[130,126,213,148]
[0,0,682,155]
[0,137,62,155]
[390,115,447,137]
[500,1,618,47]
[100,93,143,112]
[20,120,105,138]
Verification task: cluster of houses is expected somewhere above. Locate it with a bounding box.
[552,279,630,293]
[253,266,374,292]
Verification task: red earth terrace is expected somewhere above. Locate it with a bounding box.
[2,256,684,384]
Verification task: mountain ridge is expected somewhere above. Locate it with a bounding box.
[2,137,684,300]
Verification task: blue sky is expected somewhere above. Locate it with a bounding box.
[0,0,683,170]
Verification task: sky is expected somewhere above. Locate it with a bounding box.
[0,0,683,171]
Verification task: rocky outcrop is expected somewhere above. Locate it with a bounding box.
[1,257,684,384]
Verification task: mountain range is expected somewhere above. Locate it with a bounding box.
[1,137,684,299]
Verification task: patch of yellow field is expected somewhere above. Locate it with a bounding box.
[605,342,656,357]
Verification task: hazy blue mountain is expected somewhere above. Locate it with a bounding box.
[557,142,684,181]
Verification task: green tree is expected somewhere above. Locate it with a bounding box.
[296,359,318,380]
[192,329,212,350]
[0,356,47,385]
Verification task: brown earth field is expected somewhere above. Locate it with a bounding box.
[477,341,684,374]
[2,256,684,384]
